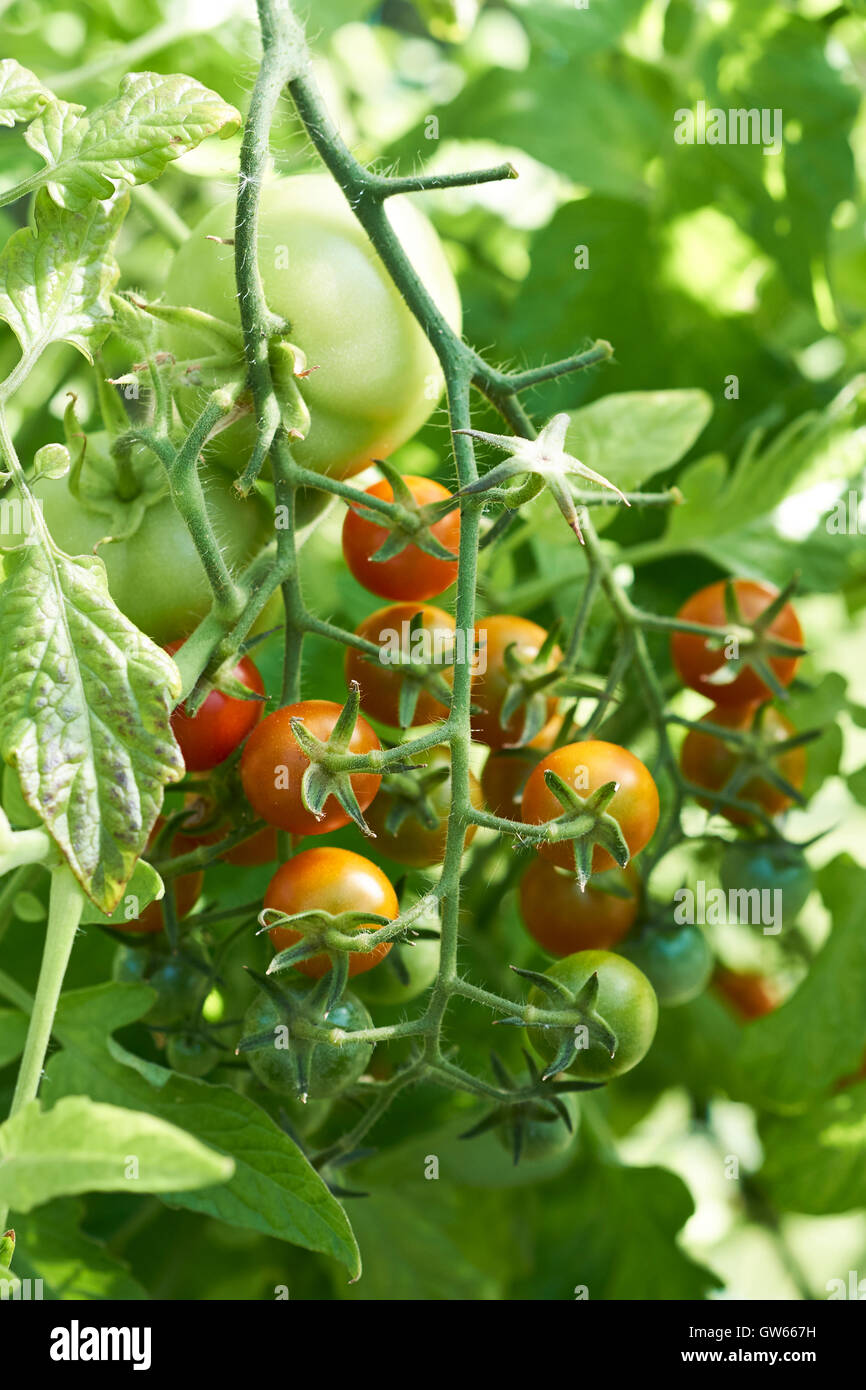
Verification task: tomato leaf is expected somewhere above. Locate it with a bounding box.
[0,544,184,913]
[0,1095,233,1212]
[0,188,125,363]
[22,73,241,211]
[0,59,53,128]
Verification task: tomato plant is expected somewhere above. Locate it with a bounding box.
[162,173,461,480]
[345,602,456,728]
[0,0,857,1313]
[265,846,398,978]
[240,700,381,834]
[527,950,659,1082]
[521,740,660,872]
[680,704,806,826]
[519,859,639,955]
[168,645,265,771]
[342,475,460,600]
[671,579,803,706]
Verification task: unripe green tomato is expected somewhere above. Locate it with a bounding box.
[162,174,462,480]
[3,434,276,645]
[527,950,658,1082]
[242,986,374,1100]
[353,937,440,1006]
[494,1089,580,1164]
[720,840,813,927]
[165,1033,220,1078]
[146,956,210,1028]
[280,1093,334,1139]
[618,922,713,1007]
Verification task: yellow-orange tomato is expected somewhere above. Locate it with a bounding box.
[521,740,659,872]
[266,846,398,978]
[471,615,562,748]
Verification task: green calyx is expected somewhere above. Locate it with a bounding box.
[698,576,807,700]
[353,458,459,566]
[455,412,629,542]
[535,771,631,889]
[496,966,620,1080]
[460,1050,590,1165]
[290,683,381,833]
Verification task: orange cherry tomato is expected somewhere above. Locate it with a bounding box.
[680,704,806,826]
[167,643,265,772]
[241,700,381,835]
[345,602,455,728]
[471,615,562,748]
[671,579,802,706]
[521,739,659,872]
[341,475,459,601]
[266,846,398,978]
[519,857,639,955]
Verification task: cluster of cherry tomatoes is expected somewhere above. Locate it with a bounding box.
[118,477,807,1095]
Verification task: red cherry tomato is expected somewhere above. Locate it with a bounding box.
[679,703,806,826]
[167,643,265,772]
[471,615,562,748]
[345,602,455,728]
[266,846,398,978]
[240,700,381,835]
[671,579,802,706]
[519,858,639,955]
[521,740,660,872]
[341,475,460,601]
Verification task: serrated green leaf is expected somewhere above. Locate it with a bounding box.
[12,1198,147,1300]
[0,545,184,913]
[0,188,125,363]
[24,73,241,211]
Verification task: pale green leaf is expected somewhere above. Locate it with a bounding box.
[0,188,125,362]
[0,60,53,129]
[0,1096,233,1212]
[0,545,183,913]
[24,73,241,211]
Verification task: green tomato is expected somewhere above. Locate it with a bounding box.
[243,985,374,1100]
[166,1033,220,1078]
[494,1089,580,1164]
[353,937,440,1006]
[720,840,813,927]
[5,434,275,645]
[527,950,658,1082]
[146,955,210,1028]
[162,173,462,480]
[619,922,713,1007]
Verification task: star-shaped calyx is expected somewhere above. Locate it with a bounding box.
[455,412,628,541]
